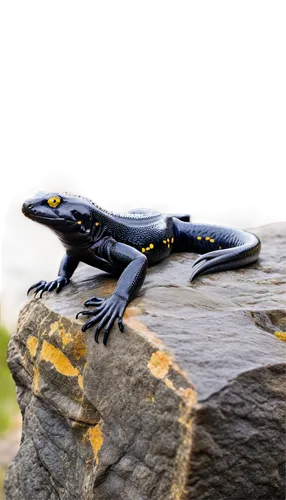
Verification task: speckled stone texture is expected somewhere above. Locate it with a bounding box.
[5,222,286,500]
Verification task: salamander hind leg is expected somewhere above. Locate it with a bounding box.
[172,219,261,281]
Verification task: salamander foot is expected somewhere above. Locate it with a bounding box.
[76,294,127,345]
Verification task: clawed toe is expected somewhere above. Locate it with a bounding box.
[84,297,104,307]
[75,310,95,319]
[118,318,124,332]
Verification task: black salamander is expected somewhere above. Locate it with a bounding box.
[22,192,261,345]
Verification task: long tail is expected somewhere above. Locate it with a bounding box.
[172,219,261,282]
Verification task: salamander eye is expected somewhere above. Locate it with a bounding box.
[47,196,61,208]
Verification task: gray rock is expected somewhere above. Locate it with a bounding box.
[5,223,286,500]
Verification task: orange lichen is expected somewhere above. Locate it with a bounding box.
[27,335,39,358]
[49,321,60,337]
[73,331,87,359]
[39,340,79,377]
[83,424,103,463]
[148,350,170,379]
[60,329,73,346]
[172,387,197,499]
[164,378,175,390]
[33,365,40,393]
[78,374,84,389]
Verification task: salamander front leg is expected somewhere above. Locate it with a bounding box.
[76,241,147,345]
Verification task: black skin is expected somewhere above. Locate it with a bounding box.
[22,192,261,345]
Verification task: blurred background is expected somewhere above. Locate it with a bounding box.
[0,172,279,500]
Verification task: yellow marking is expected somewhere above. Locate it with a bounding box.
[95,222,100,226]
[77,221,82,225]
[61,330,73,346]
[205,236,210,241]
[197,236,202,240]
[210,238,215,243]
[78,374,84,389]
[179,387,197,407]
[163,240,167,244]
[47,196,61,208]
[167,238,170,242]
[149,243,154,249]
[146,247,150,251]
[146,392,155,403]
[40,340,79,377]
[165,378,175,390]
[83,424,103,464]
[142,248,146,253]
[168,244,170,248]
[148,351,170,379]
[49,320,73,347]
[33,365,40,393]
[49,321,60,337]
[274,331,286,342]
[27,335,39,358]
[171,237,174,243]
[73,331,87,360]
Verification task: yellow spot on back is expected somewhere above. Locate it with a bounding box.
[40,340,79,377]
[274,331,286,342]
[27,335,39,358]
[149,243,154,249]
[142,248,146,253]
[146,247,150,251]
[167,238,170,242]
[197,236,202,240]
[205,236,210,241]
[77,221,82,225]
[171,237,174,243]
[95,222,100,226]
[163,240,167,244]
[210,238,215,243]
[168,244,170,248]
[84,424,103,464]
[148,351,170,379]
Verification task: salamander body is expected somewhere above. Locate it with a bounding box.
[22,192,261,345]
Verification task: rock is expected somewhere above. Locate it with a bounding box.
[5,222,286,500]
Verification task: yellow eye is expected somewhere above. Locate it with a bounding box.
[47,196,61,208]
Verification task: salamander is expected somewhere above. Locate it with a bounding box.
[22,192,261,345]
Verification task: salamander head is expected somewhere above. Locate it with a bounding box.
[22,191,94,234]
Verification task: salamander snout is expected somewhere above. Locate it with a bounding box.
[22,201,34,216]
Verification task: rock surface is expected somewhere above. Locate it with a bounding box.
[5,222,286,500]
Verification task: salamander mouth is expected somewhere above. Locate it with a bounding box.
[22,209,75,226]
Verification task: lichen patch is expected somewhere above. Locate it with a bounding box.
[49,320,60,337]
[39,340,79,377]
[83,424,103,464]
[148,350,170,379]
[78,374,84,389]
[33,365,40,394]
[27,335,39,358]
